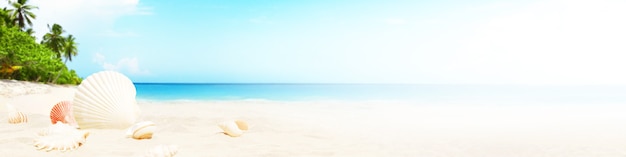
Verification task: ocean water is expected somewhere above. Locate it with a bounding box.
[134,83,419,101]
[134,83,626,105]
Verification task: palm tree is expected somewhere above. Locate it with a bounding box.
[62,34,78,63]
[41,23,65,58]
[9,0,37,30]
[52,34,78,83]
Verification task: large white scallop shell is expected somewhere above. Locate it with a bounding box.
[217,120,249,137]
[72,71,141,129]
[6,104,27,124]
[33,123,90,152]
[144,144,178,157]
[126,121,156,140]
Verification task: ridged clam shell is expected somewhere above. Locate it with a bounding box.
[144,144,178,157]
[72,71,141,129]
[50,101,78,128]
[34,123,90,152]
[218,120,248,137]
[126,121,156,140]
[6,104,27,124]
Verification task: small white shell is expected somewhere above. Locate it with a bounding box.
[217,120,248,137]
[6,104,27,124]
[144,144,178,157]
[33,123,90,152]
[72,71,141,129]
[126,121,156,140]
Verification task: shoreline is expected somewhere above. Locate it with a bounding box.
[1,79,626,156]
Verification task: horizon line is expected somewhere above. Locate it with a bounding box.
[132,82,423,85]
[130,82,626,86]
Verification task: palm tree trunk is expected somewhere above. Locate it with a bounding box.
[52,59,67,84]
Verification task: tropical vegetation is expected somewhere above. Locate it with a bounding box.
[0,0,82,84]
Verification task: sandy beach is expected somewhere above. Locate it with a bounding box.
[1,80,626,157]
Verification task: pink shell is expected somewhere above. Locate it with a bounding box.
[50,101,78,128]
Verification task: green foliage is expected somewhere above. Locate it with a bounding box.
[0,8,14,27]
[1,1,82,85]
[56,69,82,85]
[0,25,82,84]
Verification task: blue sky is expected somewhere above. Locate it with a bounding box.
[5,0,626,84]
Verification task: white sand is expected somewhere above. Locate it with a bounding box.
[1,79,626,157]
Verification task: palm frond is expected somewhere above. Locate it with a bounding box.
[23,5,37,10]
[25,10,35,18]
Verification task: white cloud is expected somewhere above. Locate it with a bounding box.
[92,52,106,64]
[0,0,152,39]
[455,0,626,84]
[92,53,150,75]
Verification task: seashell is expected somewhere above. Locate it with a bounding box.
[217,120,249,137]
[235,120,249,131]
[126,121,156,140]
[33,123,90,152]
[144,144,178,157]
[49,101,79,128]
[72,71,141,129]
[6,104,27,124]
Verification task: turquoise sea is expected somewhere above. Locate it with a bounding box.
[134,83,626,105]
